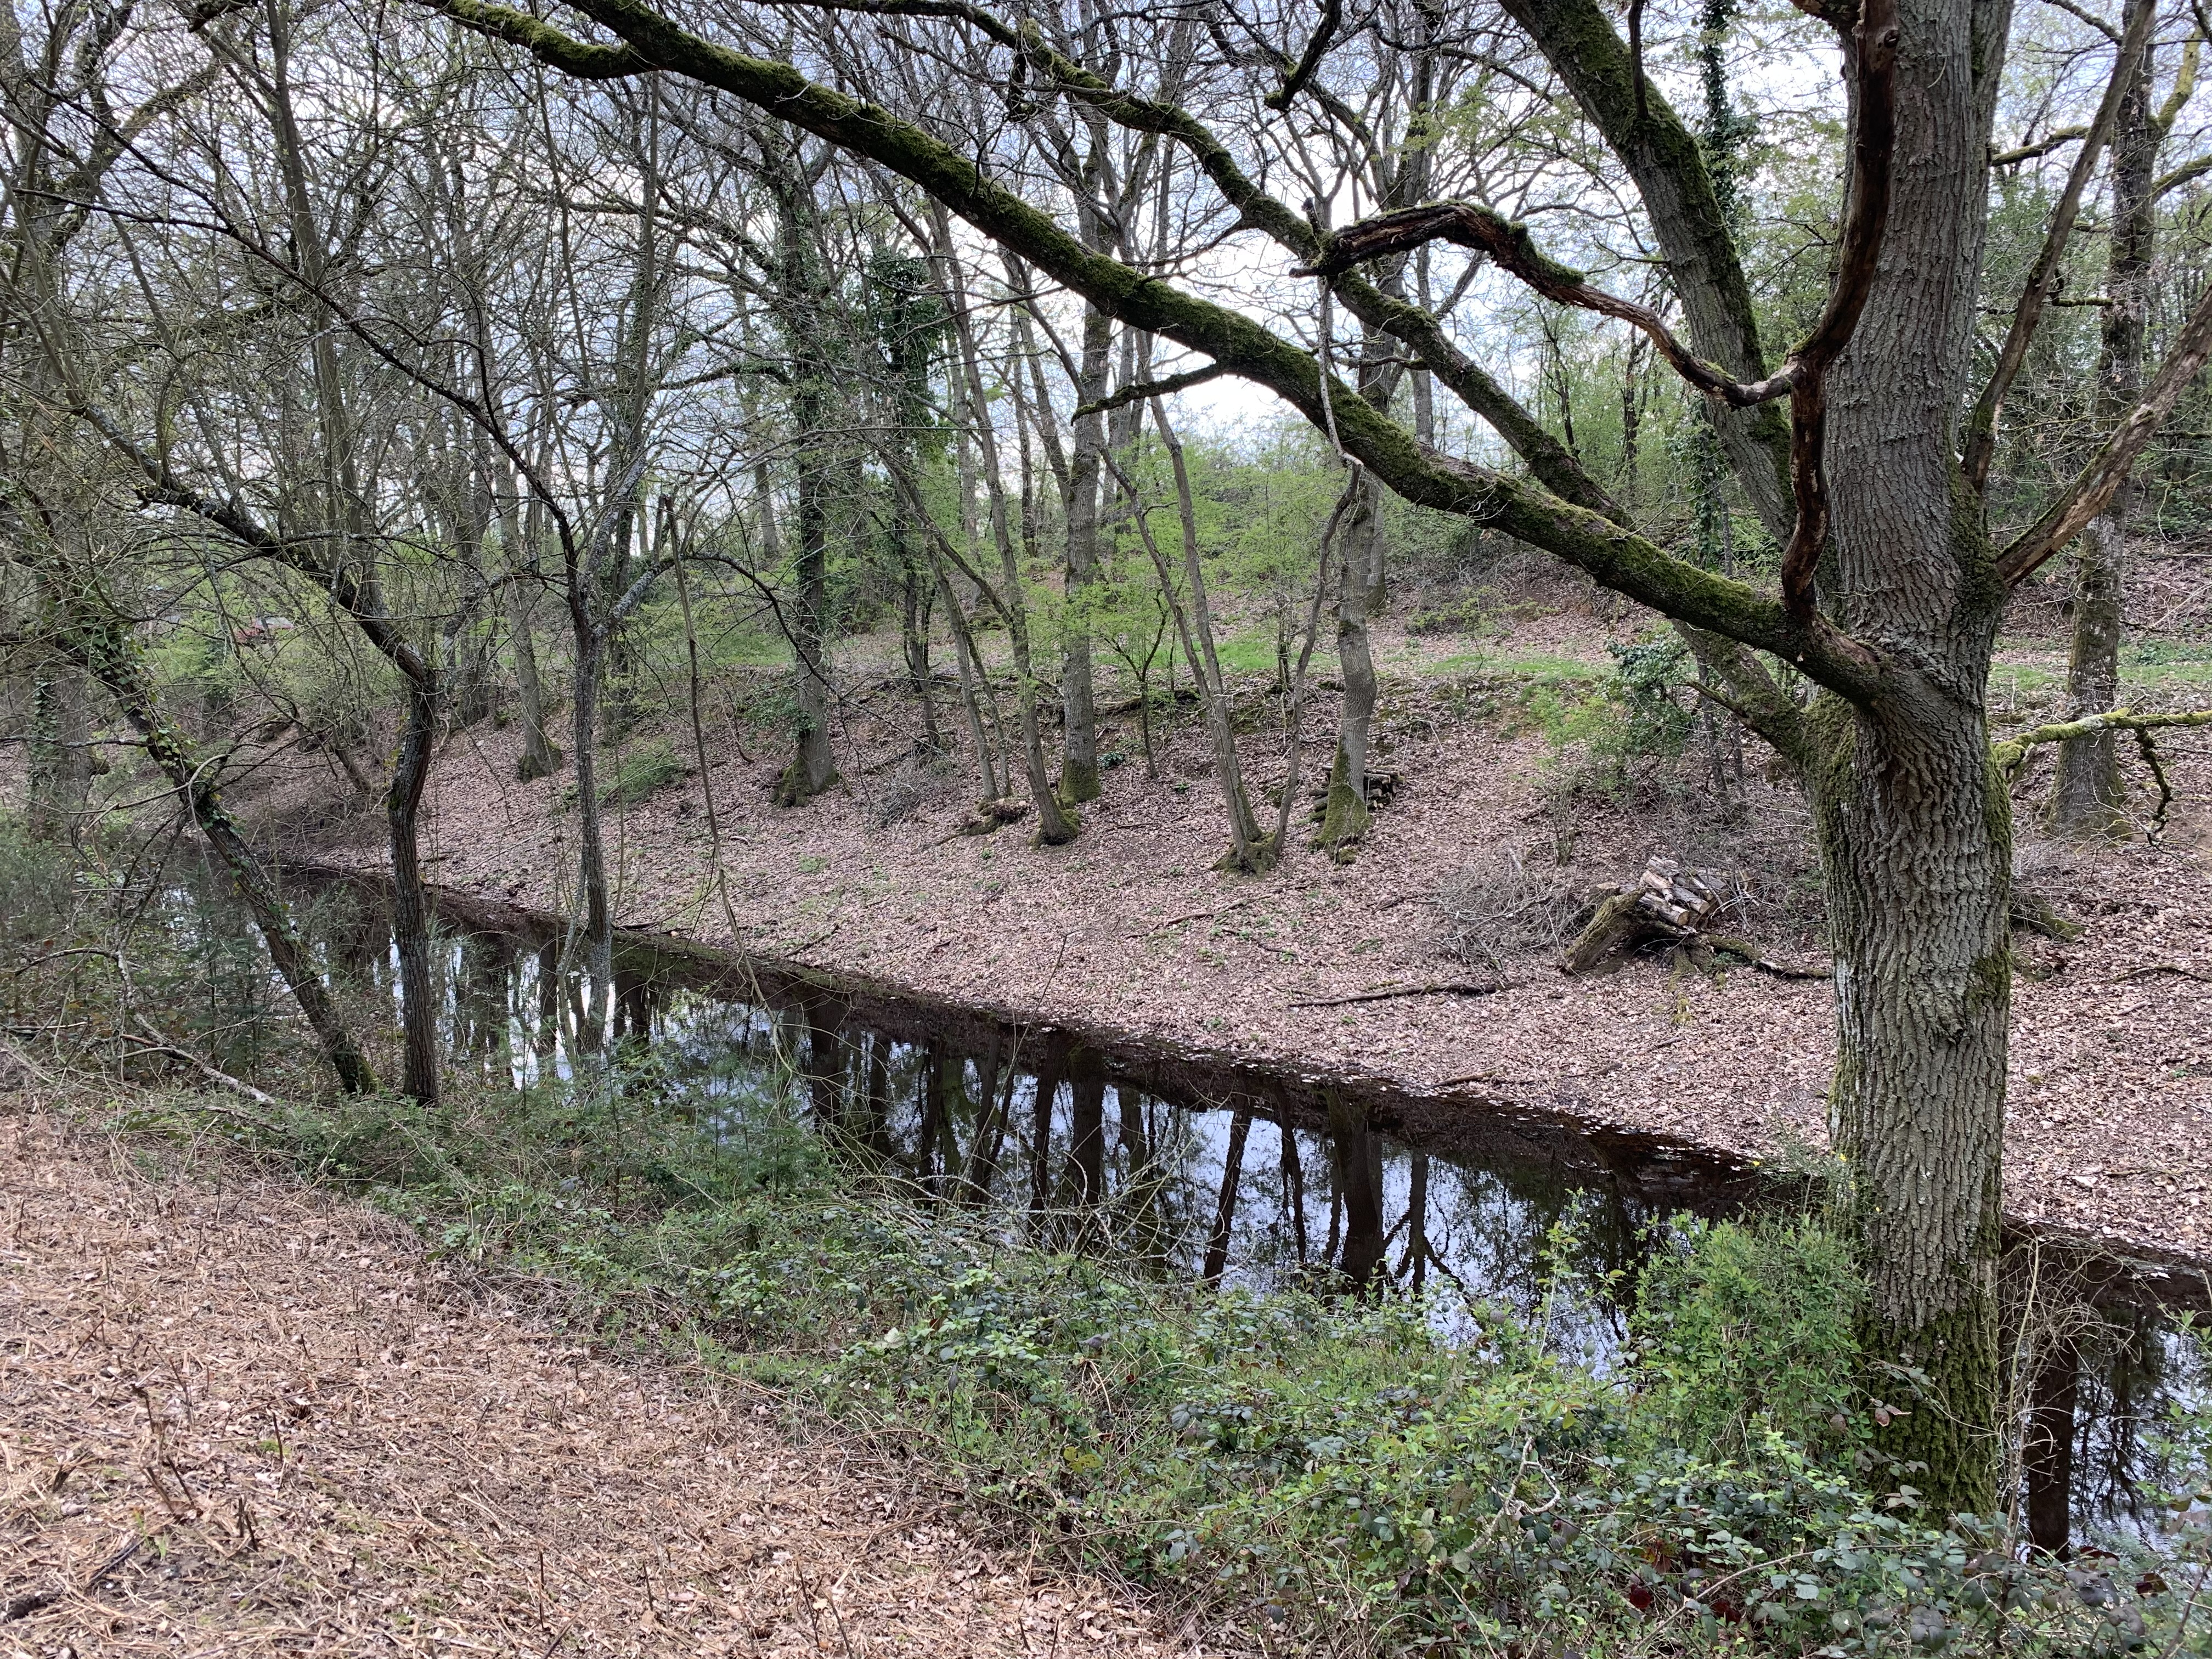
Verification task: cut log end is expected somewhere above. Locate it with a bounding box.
[1559,855,1832,981]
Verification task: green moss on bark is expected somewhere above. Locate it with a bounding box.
[1860,1295,2002,1518]
[1312,747,1369,859]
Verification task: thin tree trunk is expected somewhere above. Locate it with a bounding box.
[930,202,1075,842]
[1059,301,1111,803]
[1318,471,1383,854]
[56,602,376,1093]
[1066,1044,1107,1240]
[502,486,562,782]
[1327,1089,1386,1289]
[1028,1037,1067,1228]
[2051,0,2159,838]
[2024,1336,2078,1555]
[571,629,612,1053]
[899,552,941,755]
[935,560,1002,800]
[1404,1152,1430,1291]
[388,672,441,1102]
[1127,400,1268,866]
[767,150,842,808]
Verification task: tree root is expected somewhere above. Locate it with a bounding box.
[954,797,1030,836]
[2008,891,2084,942]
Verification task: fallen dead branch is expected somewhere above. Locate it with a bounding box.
[120,1015,280,1110]
[1287,980,1505,1009]
[1144,897,1256,935]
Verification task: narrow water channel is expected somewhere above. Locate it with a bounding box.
[143,859,2212,1545]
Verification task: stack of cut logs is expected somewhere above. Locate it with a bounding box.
[1562,855,1827,979]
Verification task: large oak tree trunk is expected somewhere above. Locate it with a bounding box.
[1813,0,2014,1510]
[1809,697,2009,1511]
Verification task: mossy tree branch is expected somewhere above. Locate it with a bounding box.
[421,0,1891,706]
[1990,707,2212,775]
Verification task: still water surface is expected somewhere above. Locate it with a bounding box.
[149,859,2212,1544]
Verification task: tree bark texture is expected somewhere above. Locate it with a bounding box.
[501,489,563,782]
[769,157,842,808]
[1318,470,1384,853]
[1810,0,2014,1510]
[570,628,613,1052]
[388,670,442,1102]
[26,665,94,843]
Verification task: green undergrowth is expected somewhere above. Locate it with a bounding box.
[557,737,691,810]
[114,1076,2212,1658]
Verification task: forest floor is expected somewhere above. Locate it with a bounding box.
[0,1106,1231,1657]
[250,584,2212,1269]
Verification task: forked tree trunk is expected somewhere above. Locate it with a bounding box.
[898,551,940,754]
[500,487,562,783]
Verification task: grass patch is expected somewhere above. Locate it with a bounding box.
[1414,648,1609,684]
[108,1070,2212,1658]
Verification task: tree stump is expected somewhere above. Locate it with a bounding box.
[956,797,1031,836]
[1560,856,1830,979]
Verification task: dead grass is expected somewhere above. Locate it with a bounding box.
[1434,849,1587,977]
[0,1106,1240,1658]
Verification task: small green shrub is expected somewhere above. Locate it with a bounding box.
[1630,1215,1864,1458]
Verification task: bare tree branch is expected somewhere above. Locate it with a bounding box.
[1962,0,2155,493]
[1996,275,2212,582]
